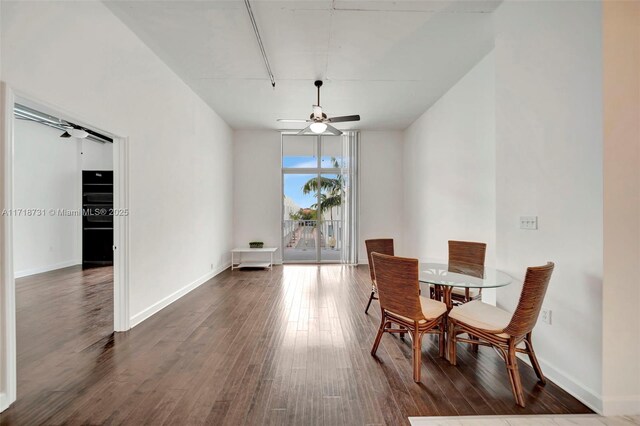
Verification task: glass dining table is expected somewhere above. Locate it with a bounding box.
[418,262,513,309]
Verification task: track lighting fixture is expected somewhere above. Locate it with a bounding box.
[14,104,113,143]
[68,128,89,139]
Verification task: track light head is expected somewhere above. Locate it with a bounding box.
[65,128,89,139]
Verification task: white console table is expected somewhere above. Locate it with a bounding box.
[231,247,278,270]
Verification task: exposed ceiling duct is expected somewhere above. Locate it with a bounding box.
[13,104,113,144]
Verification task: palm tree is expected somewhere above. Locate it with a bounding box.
[301,176,340,198]
[302,157,344,226]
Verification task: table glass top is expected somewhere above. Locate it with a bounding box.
[419,262,512,289]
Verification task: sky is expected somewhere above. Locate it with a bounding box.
[284,173,317,208]
[283,156,341,209]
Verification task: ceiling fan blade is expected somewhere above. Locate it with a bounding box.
[297,124,312,135]
[277,119,311,123]
[327,114,360,123]
[325,124,343,136]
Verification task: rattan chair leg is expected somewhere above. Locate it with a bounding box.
[469,334,479,353]
[412,330,422,382]
[448,321,457,365]
[438,318,446,358]
[507,341,526,407]
[371,318,386,356]
[365,291,377,314]
[524,332,546,385]
[506,361,518,406]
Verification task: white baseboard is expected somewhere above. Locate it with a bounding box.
[0,392,9,412]
[601,394,640,416]
[516,352,603,414]
[15,260,81,278]
[129,262,231,328]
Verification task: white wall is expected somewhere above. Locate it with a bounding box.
[232,130,404,263]
[81,139,113,170]
[13,119,114,277]
[13,120,81,276]
[602,0,640,416]
[358,131,404,262]
[494,0,603,412]
[402,52,496,301]
[1,0,233,325]
[233,130,282,259]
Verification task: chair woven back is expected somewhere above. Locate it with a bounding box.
[448,240,486,268]
[365,239,394,283]
[371,253,424,322]
[448,263,485,279]
[503,262,555,337]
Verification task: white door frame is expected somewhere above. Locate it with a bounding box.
[112,134,130,333]
[0,82,131,412]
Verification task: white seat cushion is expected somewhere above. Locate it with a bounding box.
[391,296,447,322]
[420,296,447,319]
[448,300,512,336]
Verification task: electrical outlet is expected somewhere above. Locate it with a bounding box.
[520,216,538,230]
[210,263,214,270]
[541,307,552,325]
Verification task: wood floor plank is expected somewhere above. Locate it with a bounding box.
[0,264,592,426]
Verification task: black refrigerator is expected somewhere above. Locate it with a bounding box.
[82,170,113,268]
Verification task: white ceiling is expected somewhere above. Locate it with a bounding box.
[104,0,499,131]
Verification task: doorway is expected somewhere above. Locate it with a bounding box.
[281,132,358,264]
[0,84,130,412]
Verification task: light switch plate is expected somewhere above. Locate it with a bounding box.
[541,307,552,325]
[520,216,538,230]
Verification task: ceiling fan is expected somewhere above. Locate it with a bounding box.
[277,80,360,135]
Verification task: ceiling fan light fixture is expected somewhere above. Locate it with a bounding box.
[309,122,327,134]
[277,80,360,133]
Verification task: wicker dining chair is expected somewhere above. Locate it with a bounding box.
[370,252,447,382]
[447,262,555,407]
[448,240,487,304]
[364,239,394,314]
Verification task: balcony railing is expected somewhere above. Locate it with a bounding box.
[283,219,343,251]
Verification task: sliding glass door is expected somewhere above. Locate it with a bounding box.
[281,133,357,264]
[283,171,318,262]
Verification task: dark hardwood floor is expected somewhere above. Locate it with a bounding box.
[0,264,591,425]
